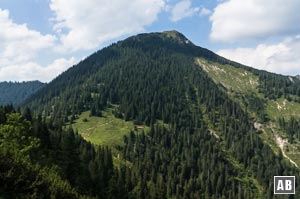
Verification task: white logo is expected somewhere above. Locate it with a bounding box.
[274,176,295,194]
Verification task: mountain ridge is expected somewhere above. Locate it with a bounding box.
[20,30,300,198]
[0,80,45,106]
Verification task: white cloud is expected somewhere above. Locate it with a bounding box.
[0,8,65,82]
[0,1,166,82]
[210,0,300,42]
[170,0,200,22]
[0,8,77,82]
[199,7,211,16]
[217,36,300,75]
[50,0,165,52]
[0,57,77,82]
[0,9,56,67]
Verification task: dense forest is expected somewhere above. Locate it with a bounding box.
[0,105,118,198]
[1,31,298,198]
[0,81,45,106]
[279,116,300,143]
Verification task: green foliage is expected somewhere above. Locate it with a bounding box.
[0,110,80,198]
[0,106,114,198]
[0,113,38,157]
[279,116,300,142]
[257,73,300,100]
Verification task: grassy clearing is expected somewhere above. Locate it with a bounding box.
[70,108,149,146]
[196,58,259,93]
[195,58,264,118]
[266,98,300,121]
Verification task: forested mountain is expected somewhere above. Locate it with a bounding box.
[0,81,45,106]
[3,30,299,198]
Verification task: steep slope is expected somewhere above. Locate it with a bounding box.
[197,58,300,167]
[0,81,45,106]
[23,31,300,198]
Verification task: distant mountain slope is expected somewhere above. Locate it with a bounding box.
[0,81,45,106]
[197,58,300,166]
[22,31,300,198]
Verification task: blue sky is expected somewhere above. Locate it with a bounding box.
[0,0,300,82]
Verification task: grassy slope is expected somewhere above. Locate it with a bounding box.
[69,108,150,168]
[70,108,149,146]
[196,57,300,167]
[266,98,300,121]
[196,58,258,93]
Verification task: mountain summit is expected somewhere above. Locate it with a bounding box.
[23,30,228,119]
[128,30,194,45]
[22,31,300,198]
[161,30,194,44]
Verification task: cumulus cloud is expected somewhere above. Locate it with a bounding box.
[50,0,165,52]
[210,0,300,42]
[217,36,300,75]
[1,0,167,82]
[0,8,66,82]
[0,9,77,82]
[0,9,56,66]
[0,57,77,82]
[170,0,200,22]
